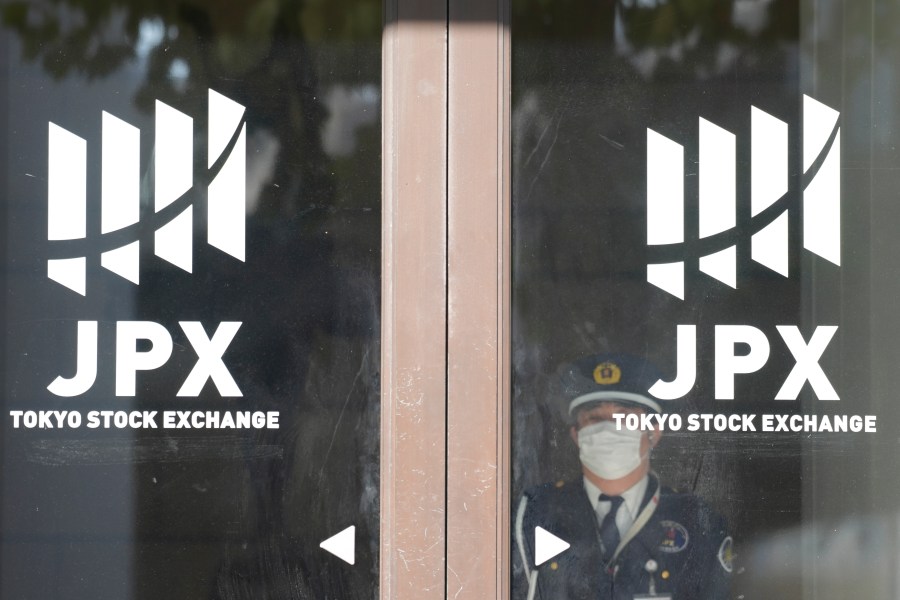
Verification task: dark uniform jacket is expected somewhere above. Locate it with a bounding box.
[514,474,732,599]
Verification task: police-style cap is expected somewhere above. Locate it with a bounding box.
[562,353,664,416]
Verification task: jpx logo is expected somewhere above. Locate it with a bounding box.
[646,95,840,299]
[649,324,839,402]
[44,89,246,398]
[49,321,243,398]
[47,89,246,295]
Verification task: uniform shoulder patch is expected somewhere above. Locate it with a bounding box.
[658,520,690,553]
[718,536,734,573]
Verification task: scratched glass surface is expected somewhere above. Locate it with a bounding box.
[1,1,380,598]
[511,0,900,597]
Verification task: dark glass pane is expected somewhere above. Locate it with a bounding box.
[511,0,900,598]
[1,2,380,598]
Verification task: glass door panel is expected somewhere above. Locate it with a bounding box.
[510,1,900,598]
[1,2,380,597]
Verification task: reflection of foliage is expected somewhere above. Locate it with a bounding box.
[513,0,799,79]
[617,0,733,47]
[2,0,380,78]
[514,0,797,42]
[2,0,380,219]
[511,0,621,40]
[3,0,142,79]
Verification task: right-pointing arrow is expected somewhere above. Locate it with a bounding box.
[535,526,570,566]
[320,525,356,565]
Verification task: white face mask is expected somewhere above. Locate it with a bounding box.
[577,421,649,480]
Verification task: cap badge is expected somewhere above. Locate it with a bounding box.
[593,362,622,385]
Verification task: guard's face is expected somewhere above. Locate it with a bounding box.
[570,402,662,480]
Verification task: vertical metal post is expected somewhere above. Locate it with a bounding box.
[381,1,449,599]
[447,1,512,599]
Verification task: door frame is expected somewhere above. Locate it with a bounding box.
[381,1,512,598]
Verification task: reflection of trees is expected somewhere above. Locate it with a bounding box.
[2,0,381,75]
[3,0,379,218]
[513,0,798,78]
[513,0,798,43]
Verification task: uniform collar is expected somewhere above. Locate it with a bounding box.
[584,474,649,522]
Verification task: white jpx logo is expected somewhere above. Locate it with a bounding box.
[646,97,842,402]
[45,90,245,398]
[47,89,246,295]
[646,95,840,300]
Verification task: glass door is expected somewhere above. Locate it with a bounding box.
[508,0,900,598]
[1,2,381,597]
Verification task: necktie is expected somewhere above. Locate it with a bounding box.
[598,493,624,561]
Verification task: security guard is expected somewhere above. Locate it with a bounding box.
[514,354,732,599]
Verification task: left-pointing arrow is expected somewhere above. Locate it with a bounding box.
[320,525,356,565]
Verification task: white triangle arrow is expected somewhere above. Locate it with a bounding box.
[535,526,570,566]
[320,525,356,565]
